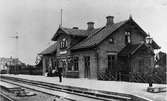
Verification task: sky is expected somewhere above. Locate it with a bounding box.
[0,0,167,65]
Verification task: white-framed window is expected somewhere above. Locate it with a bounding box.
[67,57,79,71]
[60,38,67,49]
[125,32,131,44]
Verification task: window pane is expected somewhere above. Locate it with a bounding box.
[128,36,131,43]
[125,32,131,44]
[65,40,67,47]
[68,62,72,71]
[67,58,72,71]
[62,41,64,48]
[60,42,62,48]
[74,57,79,71]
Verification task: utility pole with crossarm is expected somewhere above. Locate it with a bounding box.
[9,32,19,74]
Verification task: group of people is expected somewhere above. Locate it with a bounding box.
[47,65,63,82]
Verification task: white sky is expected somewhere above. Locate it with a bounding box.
[0,0,167,65]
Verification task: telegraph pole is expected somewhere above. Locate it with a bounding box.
[60,9,63,27]
[9,32,19,74]
[10,32,19,58]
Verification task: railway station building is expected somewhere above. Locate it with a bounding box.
[39,16,160,81]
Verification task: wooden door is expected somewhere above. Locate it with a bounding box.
[84,56,90,78]
[108,55,116,72]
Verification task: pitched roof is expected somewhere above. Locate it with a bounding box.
[52,27,87,41]
[39,43,57,55]
[71,20,128,50]
[150,40,160,49]
[118,44,142,56]
[118,43,154,56]
[50,17,158,52]
[61,27,87,36]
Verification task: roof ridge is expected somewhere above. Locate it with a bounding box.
[70,27,105,49]
[84,27,105,41]
[87,27,105,38]
[39,42,57,55]
[71,19,130,50]
[61,27,86,31]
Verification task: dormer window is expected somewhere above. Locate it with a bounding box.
[146,36,153,44]
[60,38,67,49]
[125,32,131,44]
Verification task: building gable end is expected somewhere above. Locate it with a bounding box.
[52,28,68,41]
[133,44,154,56]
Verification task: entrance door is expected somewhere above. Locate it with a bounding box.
[84,56,90,78]
[108,55,116,72]
[120,58,131,81]
[108,55,116,79]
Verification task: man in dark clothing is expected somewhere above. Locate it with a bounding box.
[57,67,62,82]
[148,73,153,87]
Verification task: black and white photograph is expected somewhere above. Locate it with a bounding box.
[0,0,167,101]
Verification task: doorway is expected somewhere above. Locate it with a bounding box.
[108,55,116,79]
[84,56,90,78]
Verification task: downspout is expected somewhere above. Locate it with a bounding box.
[128,54,132,81]
[95,47,99,80]
[42,56,46,76]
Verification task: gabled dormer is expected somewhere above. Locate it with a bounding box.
[51,26,87,41]
[52,26,86,48]
[52,22,103,51]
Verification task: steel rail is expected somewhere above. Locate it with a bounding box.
[1,76,132,101]
[0,91,15,101]
[0,79,76,101]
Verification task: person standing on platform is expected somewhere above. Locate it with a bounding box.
[148,73,153,87]
[58,67,62,82]
[58,60,63,82]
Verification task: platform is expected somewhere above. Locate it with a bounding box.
[0,81,19,89]
[1,74,167,101]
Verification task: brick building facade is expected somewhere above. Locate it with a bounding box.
[39,16,160,81]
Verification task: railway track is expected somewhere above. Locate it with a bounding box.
[0,79,80,101]
[0,80,74,101]
[0,92,15,101]
[0,76,132,101]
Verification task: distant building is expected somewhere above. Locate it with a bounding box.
[0,57,25,74]
[0,57,9,72]
[39,16,160,81]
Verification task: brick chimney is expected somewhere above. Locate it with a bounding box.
[106,16,114,26]
[87,22,94,30]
